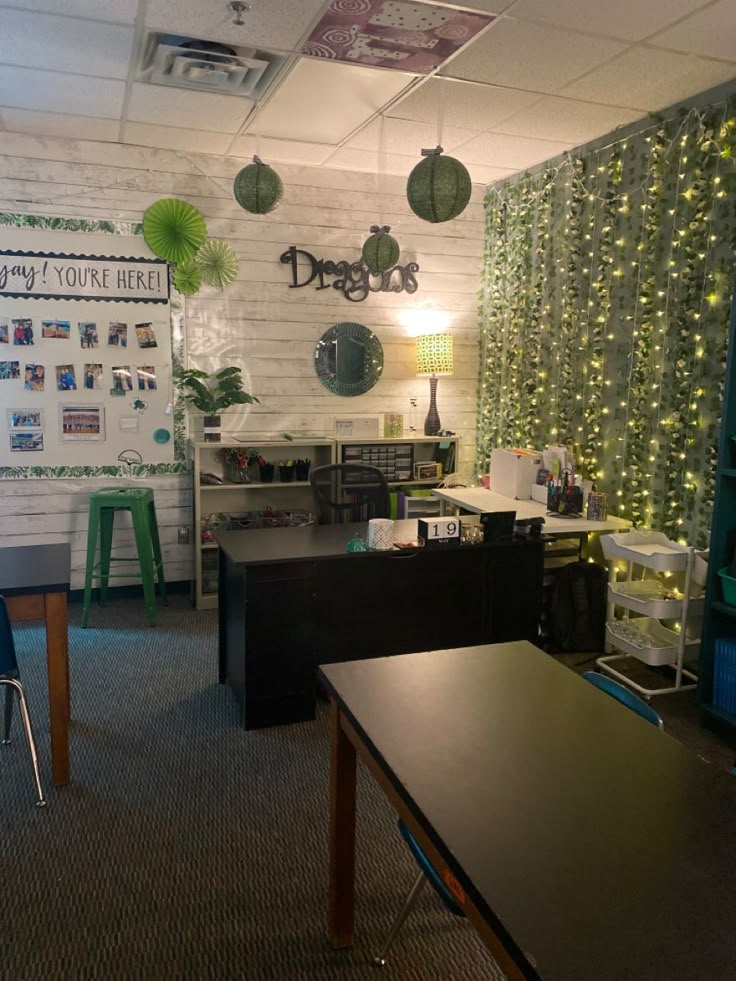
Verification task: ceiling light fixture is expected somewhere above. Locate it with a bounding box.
[228,1,251,26]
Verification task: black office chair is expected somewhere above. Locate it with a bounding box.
[309,464,390,524]
[0,595,46,807]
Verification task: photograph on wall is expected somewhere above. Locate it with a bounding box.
[13,319,34,345]
[108,322,128,348]
[78,322,99,348]
[135,322,157,349]
[59,404,105,441]
[10,431,44,452]
[83,363,103,390]
[55,364,77,391]
[0,321,8,343]
[42,319,71,340]
[112,365,133,392]
[24,364,44,391]
[8,408,44,429]
[0,361,20,379]
[136,365,157,391]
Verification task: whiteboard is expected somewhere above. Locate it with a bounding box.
[0,225,175,469]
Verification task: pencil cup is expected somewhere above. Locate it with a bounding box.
[367,518,394,551]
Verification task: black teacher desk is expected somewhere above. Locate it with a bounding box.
[217,520,542,729]
[321,642,736,981]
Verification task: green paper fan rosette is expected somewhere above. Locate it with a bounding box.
[173,259,202,296]
[143,198,207,264]
[233,156,283,214]
[196,239,239,289]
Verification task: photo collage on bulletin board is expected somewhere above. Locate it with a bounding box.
[0,223,176,470]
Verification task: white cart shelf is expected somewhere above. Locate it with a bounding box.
[598,530,706,698]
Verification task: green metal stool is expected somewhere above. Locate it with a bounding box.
[81,487,166,628]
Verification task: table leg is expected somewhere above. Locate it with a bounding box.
[329,699,357,948]
[44,591,70,786]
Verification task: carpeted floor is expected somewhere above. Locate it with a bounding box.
[3,597,506,981]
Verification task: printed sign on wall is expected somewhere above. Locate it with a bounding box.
[0,250,169,303]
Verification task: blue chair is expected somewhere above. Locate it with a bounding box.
[374,820,465,967]
[582,671,663,729]
[1,596,46,807]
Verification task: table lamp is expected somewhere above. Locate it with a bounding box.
[415,333,453,435]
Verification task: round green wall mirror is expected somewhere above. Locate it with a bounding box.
[314,322,384,397]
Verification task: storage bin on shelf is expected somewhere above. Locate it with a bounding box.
[598,530,704,697]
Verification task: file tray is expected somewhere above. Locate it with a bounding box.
[600,530,691,572]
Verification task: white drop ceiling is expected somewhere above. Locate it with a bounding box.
[0,0,734,186]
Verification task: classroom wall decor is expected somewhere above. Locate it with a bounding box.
[0,214,186,477]
[476,97,736,549]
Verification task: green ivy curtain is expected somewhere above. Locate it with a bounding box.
[476,102,736,548]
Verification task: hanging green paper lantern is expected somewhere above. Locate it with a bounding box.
[143,198,207,264]
[196,239,240,289]
[233,155,283,214]
[406,146,472,224]
[362,224,400,273]
[173,259,202,296]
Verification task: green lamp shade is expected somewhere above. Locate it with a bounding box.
[407,151,472,224]
[362,225,400,273]
[196,239,239,289]
[143,198,207,264]
[173,259,202,296]
[233,159,283,214]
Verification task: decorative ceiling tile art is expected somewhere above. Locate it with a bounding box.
[302,0,494,73]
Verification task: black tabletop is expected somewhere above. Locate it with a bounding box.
[319,643,736,981]
[0,543,71,596]
[217,520,528,566]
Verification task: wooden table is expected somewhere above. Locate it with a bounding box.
[433,486,631,535]
[320,643,736,981]
[0,543,71,786]
[217,520,542,730]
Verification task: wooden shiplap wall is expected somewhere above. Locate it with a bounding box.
[0,133,484,587]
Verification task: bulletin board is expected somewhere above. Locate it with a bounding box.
[0,214,186,477]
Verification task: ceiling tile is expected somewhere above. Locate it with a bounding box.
[443,0,516,10]
[388,77,541,131]
[0,8,133,79]
[302,0,493,74]
[451,131,574,167]
[463,161,518,184]
[0,65,125,117]
[324,146,419,177]
[123,122,233,154]
[563,47,736,110]
[510,0,714,43]
[127,82,252,133]
[228,135,337,165]
[248,59,414,144]
[1,0,138,22]
[346,117,479,156]
[0,108,120,141]
[145,0,327,50]
[439,18,626,91]
[496,96,642,144]
[650,0,736,62]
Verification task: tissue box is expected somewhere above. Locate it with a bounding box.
[489,449,542,500]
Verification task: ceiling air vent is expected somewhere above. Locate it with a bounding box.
[138,33,287,99]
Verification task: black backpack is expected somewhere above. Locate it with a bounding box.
[550,561,607,652]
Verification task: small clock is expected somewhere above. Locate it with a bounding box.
[418,517,461,547]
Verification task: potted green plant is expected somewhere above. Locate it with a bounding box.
[176,366,259,442]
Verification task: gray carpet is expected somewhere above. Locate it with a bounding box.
[3,597,505,981]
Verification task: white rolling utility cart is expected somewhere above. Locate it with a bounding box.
[598,530,708,698]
